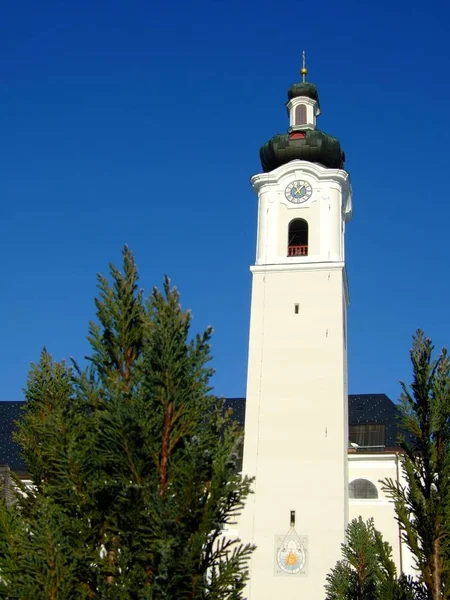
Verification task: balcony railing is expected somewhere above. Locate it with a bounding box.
[288,245,308,257]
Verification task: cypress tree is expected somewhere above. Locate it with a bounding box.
[325,517,417,600]
[382,330,450,600]
[0,247,253,599]
[326,330,450,600]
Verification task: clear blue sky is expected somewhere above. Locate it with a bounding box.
[1,0,449,402]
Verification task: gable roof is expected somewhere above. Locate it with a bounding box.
[223,397,246,426]
[0,394,404,474]
[0,402,26,472]
[348,394,403,448]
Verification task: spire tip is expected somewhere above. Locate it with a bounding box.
[300,50,308,82]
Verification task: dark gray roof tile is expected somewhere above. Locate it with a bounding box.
[0,402,25,471]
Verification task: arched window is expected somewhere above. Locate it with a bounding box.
[349,479,378,499]
[288,219,308,257]
[295,104,307,126]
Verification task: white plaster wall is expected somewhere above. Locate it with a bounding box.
[348,454,416,577]
[239,265,348,600]
[349,456,401,567]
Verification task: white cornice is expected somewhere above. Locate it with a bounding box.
[348,452,402,463]
[251,263,350,303]
[250,262,345,274]
[250,160,350,192]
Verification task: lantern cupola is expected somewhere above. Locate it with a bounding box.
[286,53,321,131]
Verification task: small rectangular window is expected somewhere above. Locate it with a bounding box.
[294,304,299,314]
[295,104,307,126]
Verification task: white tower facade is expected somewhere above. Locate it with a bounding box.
[239,71,353,599]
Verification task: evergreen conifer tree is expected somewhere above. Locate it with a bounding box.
[327,330,450,600]
[0,247,253,599]
[325,517,417,600]
[382,331,450,600]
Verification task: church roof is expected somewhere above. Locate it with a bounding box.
[0,402,25,472]
[287,81,320,103]
[224,394,406,451]
[223,397,246,426]
[0,394,404,474]
[348,394,403,448]
[260,130,344,173]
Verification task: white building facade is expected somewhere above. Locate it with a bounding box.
[232,69,413,598]
[348,451,415,576]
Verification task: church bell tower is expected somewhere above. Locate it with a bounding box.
[239,56,353,599]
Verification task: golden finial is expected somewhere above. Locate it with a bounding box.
[300,50,308,82]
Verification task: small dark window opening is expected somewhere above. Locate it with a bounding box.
[349,424,385,449]
[349,479,378,500]
[288,219,308,257]
[295,104,307,126]
[294,304,299,314]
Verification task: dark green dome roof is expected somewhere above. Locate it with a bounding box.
[260,129,345,173]
[287,81,319,102]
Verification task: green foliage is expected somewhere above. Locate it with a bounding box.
[0,247,253,599]
[327,330,450,600]
[382,330,450,600]
[325,517,416,600]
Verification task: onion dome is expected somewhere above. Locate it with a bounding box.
[260,130,344,172]
[259,53,345,173]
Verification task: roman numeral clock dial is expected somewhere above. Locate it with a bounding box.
[285,180,312,204]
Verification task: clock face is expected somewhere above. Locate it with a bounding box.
[285,180,312,204]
